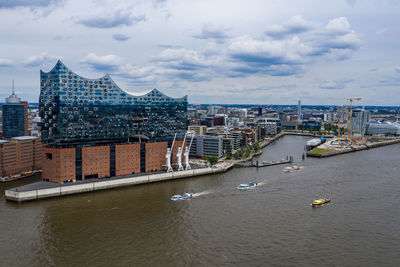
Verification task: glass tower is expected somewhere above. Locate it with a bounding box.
[2,86,26,138]
[40,61,188,146]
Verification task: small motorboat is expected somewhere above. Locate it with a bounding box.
[311,198,331,207]
[237,182,258,190]
[171,193,193,201]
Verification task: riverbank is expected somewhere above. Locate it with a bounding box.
[307,138,400,157]
[2,131,318,202]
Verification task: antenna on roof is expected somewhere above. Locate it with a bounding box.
[12,80,15,95]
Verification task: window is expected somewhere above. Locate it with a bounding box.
[46,153,53,160]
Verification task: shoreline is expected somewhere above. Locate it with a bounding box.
[6,132,399,202]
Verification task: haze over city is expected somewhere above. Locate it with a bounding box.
[0,0,399,105]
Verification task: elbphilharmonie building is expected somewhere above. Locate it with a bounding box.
[39,60,188,146]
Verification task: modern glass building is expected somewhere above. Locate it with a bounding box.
[40,61,188,146]
[2,88,26,138]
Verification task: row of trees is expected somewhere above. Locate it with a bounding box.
[232,142,261,160]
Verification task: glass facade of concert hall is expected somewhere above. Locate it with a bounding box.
[39,61,188,146]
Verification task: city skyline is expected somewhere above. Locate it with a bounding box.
[1,0,400,105]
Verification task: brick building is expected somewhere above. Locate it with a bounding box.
[0,136,42,177]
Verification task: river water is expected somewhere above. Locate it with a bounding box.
[1,135,400,266]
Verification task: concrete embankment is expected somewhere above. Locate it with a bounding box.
[307,138,400,158]
[5,164,234,202]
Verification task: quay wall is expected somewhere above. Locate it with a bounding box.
[5,165,233,202]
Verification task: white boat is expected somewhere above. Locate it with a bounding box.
[237,182,258,190]
[171,193,192,200]
[283,166,302,172]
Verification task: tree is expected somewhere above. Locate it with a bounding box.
[208,156,219,165]
[233,149,243,159]
[252,142,260,152]
[223,153,232,160]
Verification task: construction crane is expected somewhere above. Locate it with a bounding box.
[165,133,176,172]
[176,133,188,171]
[328,116,344,146]
[184,131,195,170]
[346,98,362,141]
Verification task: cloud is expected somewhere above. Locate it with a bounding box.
[112,33,130,41]
[76,9,145,28]
[319,79,353,90]
[0,0,64,16]
[346,0,357,7]
[80,53,123,72]
[395,66,400,73]
[0,58,13,67]
[0,0,61,8]
[265,15,313,39]
[228,36,312,76]
[24,52,59,67]
[193,24,230,43]
[228,17,360,77]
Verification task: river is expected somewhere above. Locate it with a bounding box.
[1,135,399,266]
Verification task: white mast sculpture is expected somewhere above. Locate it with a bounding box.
[166,133,176,172]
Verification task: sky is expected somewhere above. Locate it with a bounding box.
[0,0,399,105]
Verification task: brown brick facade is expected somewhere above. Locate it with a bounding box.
[82,146,110,179]
[115,143,140,175]
[42,147,75,183]
[145,142,168,172]
[0,138,42,177]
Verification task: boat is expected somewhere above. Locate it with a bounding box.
[237,182,258,190]
[0,170,39,182]
[283,166,303,173]
[311,198,331,207]
[171,193,193,200]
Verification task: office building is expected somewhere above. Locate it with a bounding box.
[189,135,223,158]
[188,125,207,136]
[366,120,400,135]
[2,83,28,138]
[351,109,369,136]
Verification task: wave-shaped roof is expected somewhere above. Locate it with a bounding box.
[41,60,187,101]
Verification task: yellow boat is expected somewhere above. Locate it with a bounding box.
[311,198,331,207]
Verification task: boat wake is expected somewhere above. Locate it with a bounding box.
[191,190,213,198]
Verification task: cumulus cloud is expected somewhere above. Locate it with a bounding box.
[80,53,123,72]
[0,58,13,67]
[228,36,312,76]
[24,52,59,67]
[193,24,230,43]
[112,33,130,41]
[265,15,313,39]
[76,9,145,28]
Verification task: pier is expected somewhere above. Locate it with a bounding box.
[235,156,293,168]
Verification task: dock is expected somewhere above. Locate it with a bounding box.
[235,156,293,168]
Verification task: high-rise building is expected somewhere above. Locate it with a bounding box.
[297,100,302,123]
[40,61,188,146]
[2,82,28,138]
[351,108,369,136]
